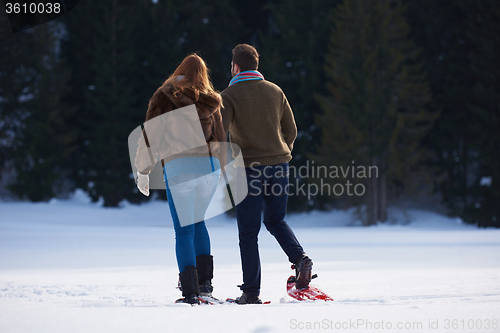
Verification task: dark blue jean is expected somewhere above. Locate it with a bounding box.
[236,163,304,295]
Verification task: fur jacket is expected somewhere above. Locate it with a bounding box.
[135,82,226,175]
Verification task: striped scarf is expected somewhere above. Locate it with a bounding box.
[228,70,264,87]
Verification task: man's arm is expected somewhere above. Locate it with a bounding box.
[281,94,297,152]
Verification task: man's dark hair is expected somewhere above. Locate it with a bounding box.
[232,44,259,71]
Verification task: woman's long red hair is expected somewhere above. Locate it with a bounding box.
[145,54,221,121]
[165,53,220,102]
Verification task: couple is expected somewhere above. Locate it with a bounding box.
[135,44,313,305]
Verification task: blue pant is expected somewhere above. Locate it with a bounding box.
[236,163,305,295]
[164,171,219,273]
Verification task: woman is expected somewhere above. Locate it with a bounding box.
[135,54,225,304]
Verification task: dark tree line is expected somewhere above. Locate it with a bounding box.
[315,0,435,225]
[405,0,500,227]
[0,0,498,227]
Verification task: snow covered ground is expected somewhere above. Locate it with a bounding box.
[1,190,499,332]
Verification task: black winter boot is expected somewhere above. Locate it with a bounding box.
[175,266,200,305]
[294,254,313,289]
[235,292,262,305]
[196,255,214,296]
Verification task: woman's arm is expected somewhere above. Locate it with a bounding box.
[135,89,173,174]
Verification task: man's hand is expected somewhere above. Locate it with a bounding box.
[136,171,150,196]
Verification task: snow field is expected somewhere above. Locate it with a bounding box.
[1,192,499,332]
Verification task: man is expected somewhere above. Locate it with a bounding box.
[221,44,313,304]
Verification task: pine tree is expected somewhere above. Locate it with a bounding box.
[407,0,477,217]
[10,25,76,201]
[259,0,337,210]
[0,14,33,173]
[316,0,434,225]
[405,0,500,227]
[173,0,247,89]
[1,17,75,201]
[63,0,149,206]
[134,0,183,101]
[463,0,500,227]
